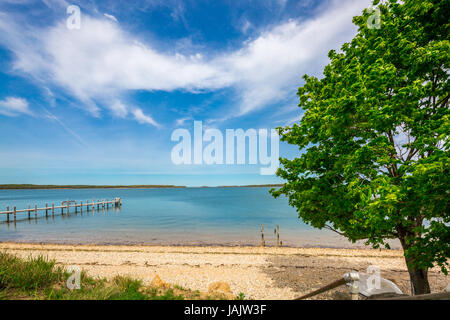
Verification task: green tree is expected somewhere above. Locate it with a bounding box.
[271,0,449,295]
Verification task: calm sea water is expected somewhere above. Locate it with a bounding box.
[0,187,362,247]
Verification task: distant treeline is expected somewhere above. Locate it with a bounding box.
[216,184,283,188]
[0,184,186,190]
[0,184,283,190]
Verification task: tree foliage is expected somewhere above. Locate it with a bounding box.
[271,0,449,279]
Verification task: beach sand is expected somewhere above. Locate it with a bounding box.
[0,242,447,299]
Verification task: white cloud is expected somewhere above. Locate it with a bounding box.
[241,19,252,34]
[0,0,371,122]
[0,97,32,116]
[110,100,128,118]
[218,0,370,115]
[104,13,118,22]
[132,108,160,127]
[175,116,192,126]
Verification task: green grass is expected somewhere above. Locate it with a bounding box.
[236,292,246,300]
[0,251,243,300]
[0,252,188,300]
[0,252,65,294]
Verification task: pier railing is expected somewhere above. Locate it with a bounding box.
[0,197,122,222]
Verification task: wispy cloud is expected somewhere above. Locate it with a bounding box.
[175,116,192,126]
[42,107,89,148]
[240,19,253,34]
[132,108,160,127]
[217,0,370,116]
[0,0,371,123]
[0,97,33,116]
[110,100,128,118]
[103,13,117,22]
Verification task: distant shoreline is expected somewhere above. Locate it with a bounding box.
[0,184,186,190]
[0,184,283,190]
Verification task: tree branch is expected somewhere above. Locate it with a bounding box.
[324,224,345,236]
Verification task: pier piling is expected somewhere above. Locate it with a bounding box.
[261,224,265,247]
[0,198,121,221]
[276,225,280,248]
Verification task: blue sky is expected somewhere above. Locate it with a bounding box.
[0,0,371,186]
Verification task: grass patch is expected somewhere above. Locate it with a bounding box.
[0,251,242,300]
[0,252,65,294]
[236,292,246,300]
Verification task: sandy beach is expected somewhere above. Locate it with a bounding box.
[1,242,447,299]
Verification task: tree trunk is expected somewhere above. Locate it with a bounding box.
[406,266,430,295]
[399,238,431,295]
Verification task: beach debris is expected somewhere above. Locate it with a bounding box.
[208,281,231,295]
[295,271,405,300]
[344,272,360,300]
[352,272,403,297]
[151,274,168,289]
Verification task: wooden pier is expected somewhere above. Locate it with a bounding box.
[0,198,122,223]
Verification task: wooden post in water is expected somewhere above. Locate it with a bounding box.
[0,197,121,221]
[261,224,265,247]
[276,225,280,248]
